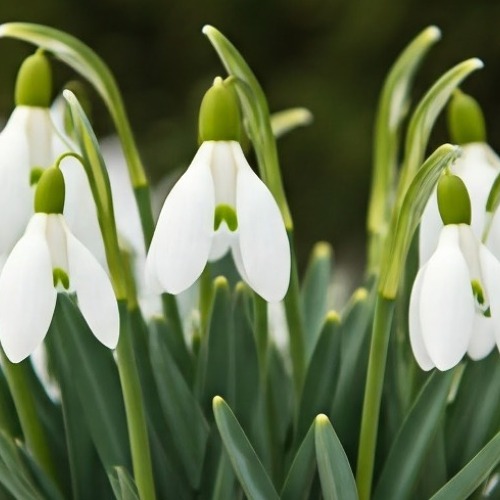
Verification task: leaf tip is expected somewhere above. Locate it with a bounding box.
[326,310,341,325]
[353,287,368,303]
[213,395,224,409]
[424,25,442,43]
[313,241,333,259]
[214,275,229,291]
[202,25,215,37]
[315,413,330,427]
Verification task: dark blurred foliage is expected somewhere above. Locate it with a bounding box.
[1,0,500,278]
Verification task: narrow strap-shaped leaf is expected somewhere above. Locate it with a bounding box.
[297,312,341,442]
[50,295,131,471]
[149,320,209,489]
[197,277,233,413]
[430,431,500,500]
[109,467,139,500]
[211,450,236,500]
[367,26,441,271]
[300,242,333,361]
[213,396,279,500]
[270,108,313,139]
[446,353,500,473]
[0,430,46,500]
[374,370,455,500]
[281,423,316,500]
[315,414,358,500]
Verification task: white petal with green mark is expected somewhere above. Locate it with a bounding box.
[0,214,56,363]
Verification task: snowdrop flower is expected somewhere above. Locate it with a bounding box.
[410,173,500,371]
[0,166,119,363]
[419,90,500,264]
[0,51,106,267]
[146,78,290,302]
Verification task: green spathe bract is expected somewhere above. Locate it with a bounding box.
[448,90,486,144]
[198,77,241,142]
[15,50,52,107]
[437,173,471,225]
[34,167,65,214]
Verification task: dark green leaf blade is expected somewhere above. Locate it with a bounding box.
[314,414,358,500]
[213,396,279,500]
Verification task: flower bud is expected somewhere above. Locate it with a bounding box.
[34,167,65,214]
[447,90,486,145]
[437,173,471,225]
[198,77,241,143]
[15,51,52,108]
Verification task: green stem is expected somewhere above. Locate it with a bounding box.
[115,302,156,500]
[0,350,57,484]
[253,293,269,386]
[356,294,395,500]
[283,233,306,403]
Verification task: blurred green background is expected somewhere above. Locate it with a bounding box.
[1,0,499,285]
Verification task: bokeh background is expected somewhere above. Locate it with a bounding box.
[1,0,500,293]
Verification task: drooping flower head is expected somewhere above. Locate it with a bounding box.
[146,78,291,302]
[410,172,500,371]
[419,90,500,265]
[0,164,119,363]
[0,51,106,267]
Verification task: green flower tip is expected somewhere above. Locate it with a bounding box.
[437,173,471,225]
[53,267,70,290]
[354,288,368,301]
[199,77,241,143]
[448,89,486,144]
[315,414,329,426]
[313,241,333,259]
[34,167,65,214]
[15,50,52,108]
[326,310,341,324]
[214,275,229,290]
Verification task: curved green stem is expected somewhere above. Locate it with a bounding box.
[0,350,58,486]
[356,294,395,500]
[116,302,156,500]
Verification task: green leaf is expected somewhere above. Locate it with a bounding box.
[0,22,147,189]
[446,353,500,474]
[211,450,236,500]
[374,370,455,500]
[149,319,209,489]
[314,414,358,500]
[281,423,316,500]
[197,277,233,413]
[300,242,333,361]
[48,295,131,472]
[0,430,46,500]
[270,108,313,139]
[213,396,279,500]
[109,467,139,500]
[331,286,374,462]
[397,58,483,202]
[368,25,441,238]
[431,431,500,500]
[297,312,341,441]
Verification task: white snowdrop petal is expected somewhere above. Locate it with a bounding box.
[60,156,108,269]
[230,237,249,283]
[66,225,119,349]
[478,245,500,352]
[233,144,290,302]
[0,108,35,253]
[211,141,237,205]
[0,215,56,363]
[409,265,435,371]
[420,226,475,371]
[149,142,215,294]
[418,189,443,267]
[467,314,496,360]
